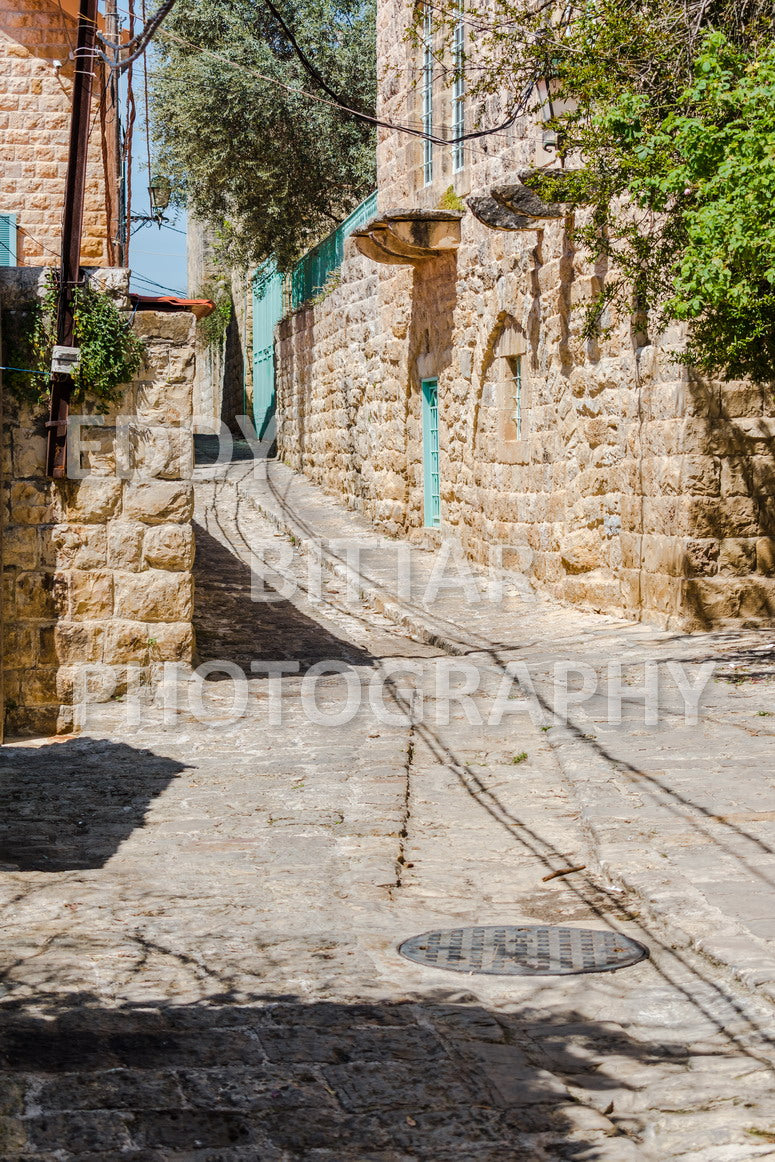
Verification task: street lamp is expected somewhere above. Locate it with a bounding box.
[148,173,172,223]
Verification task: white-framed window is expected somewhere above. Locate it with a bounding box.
[422,3,434,186]
[505,354,523,441]
[452,6,465,173]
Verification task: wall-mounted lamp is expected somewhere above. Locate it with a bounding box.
[148,174,172,222]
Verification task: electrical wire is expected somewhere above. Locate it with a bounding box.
[0,365,51,377]
[94,0,178,72]
[124,0,137,264]
[103,0,531,149]
[159,25,530,149]
[130,271,186,294]
[141,0,154,186]
[259,0,369,117]
[131,218,187,235]
[15,224,63,262]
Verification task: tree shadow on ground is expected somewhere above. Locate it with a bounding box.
[0,990,685,1160]
[0,739,189,872]
[192,521,374,673]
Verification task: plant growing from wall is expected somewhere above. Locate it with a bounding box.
[437,186,466,213]
[4,275,145,409]
[426,0,775,383]
[196,276,233,347]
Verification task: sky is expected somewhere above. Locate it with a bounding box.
[127,150,188,299]
[125,64,188,298]
[103,1,188,298]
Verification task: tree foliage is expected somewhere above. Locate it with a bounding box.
[433,0,775,382]
[152,0,376,271]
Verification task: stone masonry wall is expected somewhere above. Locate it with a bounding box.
[187,219,252,432]
[0,0,112,266]
[274,0,775,630]
[1,269,195,737]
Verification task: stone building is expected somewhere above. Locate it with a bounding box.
[274,0,775,630]
[187,220,252,433]
[0,0,117,268]
[1,268,197,737]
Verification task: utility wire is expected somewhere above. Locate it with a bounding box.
[0,365,50,377]
[95,0,178,71]
[103,0,531,148]
[259,0,370,117]
[124,0,137,264]
[130,271,186,294]
[159,25,530,148]
[141,0,154,184]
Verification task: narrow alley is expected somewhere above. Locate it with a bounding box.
[0,460,774,1160]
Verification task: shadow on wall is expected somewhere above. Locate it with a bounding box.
[681,370,775,629]
[276,306,314,472]
[0,990,688,1159]
[406,254,458,523]
[221,295,245,433]
[0,738,188,871]
[192,519,375,672]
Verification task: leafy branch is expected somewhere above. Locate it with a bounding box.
[4,274,145,409]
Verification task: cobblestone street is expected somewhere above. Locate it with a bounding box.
[1,461,775,1160]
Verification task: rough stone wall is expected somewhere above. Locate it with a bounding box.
[0,0,112,267]
[275,0,775,630]
[1,269,195,737]
[187,219,251,431]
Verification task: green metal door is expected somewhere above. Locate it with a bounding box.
[421,378,440,527]
[252,262,284,441]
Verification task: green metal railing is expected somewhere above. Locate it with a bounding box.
[289,191,377,311]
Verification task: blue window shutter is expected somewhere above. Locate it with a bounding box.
[0,214,17,266]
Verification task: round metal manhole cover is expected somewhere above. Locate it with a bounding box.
[398,925,648,976]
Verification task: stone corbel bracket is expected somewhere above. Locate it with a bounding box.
[466,196,535,231]
[469,170,581,231]
[353,209,463,265]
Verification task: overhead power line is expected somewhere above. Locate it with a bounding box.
[159,24,531,149]
[95,0,178,71]
[103,0,531,149]
[257,0,526,144]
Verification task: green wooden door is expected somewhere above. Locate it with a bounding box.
[252,263,284,441]
[421,378,440,527]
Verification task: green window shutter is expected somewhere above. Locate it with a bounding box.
[0,214,17,266]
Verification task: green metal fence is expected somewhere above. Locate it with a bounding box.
[289,191,377,310]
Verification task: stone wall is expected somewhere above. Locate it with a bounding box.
[187,219,252,431]
[1,269,195,736]
[0,0,113,266]
[274,0,775,630]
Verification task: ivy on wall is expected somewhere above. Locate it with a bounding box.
[3,275,145,409]
[428,0,775,383]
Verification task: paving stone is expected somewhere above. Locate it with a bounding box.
[0,465,774,1160]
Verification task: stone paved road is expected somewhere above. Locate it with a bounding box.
[0,467,774,1159]
[247,457,775,1005]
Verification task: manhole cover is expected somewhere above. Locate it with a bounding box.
[398,925,648,976]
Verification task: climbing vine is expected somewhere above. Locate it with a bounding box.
[196,276,233,348]
[3,275,145,409]
[426,0,775,383]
